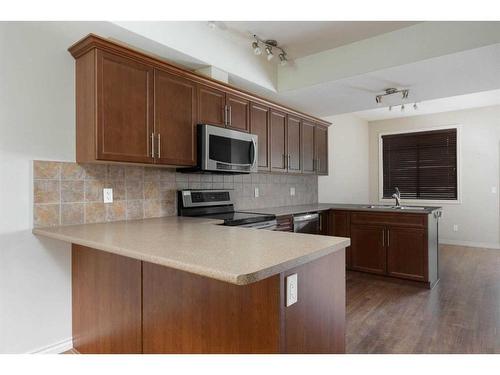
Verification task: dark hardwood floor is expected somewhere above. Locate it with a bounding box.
[347,244,500,353]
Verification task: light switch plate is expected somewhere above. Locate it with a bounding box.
[286,273,298,307]
[254,187,259,198]
[453,224,459,232]
[103,188,113,203]
[290,187,295,196]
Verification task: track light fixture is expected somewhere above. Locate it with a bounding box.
[251,35,288,66]
[375,88,418,112]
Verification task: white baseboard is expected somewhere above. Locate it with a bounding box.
[30,337,73,354]
[440,239,500,250]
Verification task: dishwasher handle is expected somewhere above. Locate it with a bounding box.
[293,213,319,222]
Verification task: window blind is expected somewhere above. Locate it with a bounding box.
[382,128,457,200]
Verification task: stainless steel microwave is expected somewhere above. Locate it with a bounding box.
[198,124,258,173]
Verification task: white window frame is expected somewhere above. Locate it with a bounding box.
[378,124,462,205]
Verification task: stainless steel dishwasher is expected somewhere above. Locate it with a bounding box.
[293,213,320,234]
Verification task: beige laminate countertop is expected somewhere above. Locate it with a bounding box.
[242,203,441,216]
[33,216,350,285]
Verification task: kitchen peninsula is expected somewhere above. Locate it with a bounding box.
[34,217,350,354]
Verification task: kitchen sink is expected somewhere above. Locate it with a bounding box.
[363,205,427,210]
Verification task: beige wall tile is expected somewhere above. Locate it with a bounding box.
[126,200,144,220]
[34,180,60,204]
[160,169,176,182]
[84,180,104,202]
[34,204,60,227]
[126,180,143,200]
[125,166,144,181]
[107,165,125,180]
[61,203,84,225]
[61,180,84,203]
[144,181,160,199]
[144,199,161,218]
[144,167,160,181]
[84,202,106,223]
[33,160,61,179]
[82,164,107,180]
[61,163,85,180]
[160,200,176,217]
[106,201,127,222]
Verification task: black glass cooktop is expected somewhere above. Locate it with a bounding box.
[203,211,275,226]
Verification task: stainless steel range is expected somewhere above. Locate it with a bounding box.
[177,189,277,229]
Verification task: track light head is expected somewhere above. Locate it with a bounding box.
[252,41,262,55]
[375,95,382,104]
[413,102,418,110]
[389,106,392,111]
[401,104,405,111]
[265,46,274,61]
[279,53,287,66]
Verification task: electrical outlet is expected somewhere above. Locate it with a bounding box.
[453,224,459,232]
[103,188,113,203]
[286,273,298,307]
[290,187,295,196]
[254,187,259,198]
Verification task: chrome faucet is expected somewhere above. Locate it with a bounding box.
[392,187,401,207]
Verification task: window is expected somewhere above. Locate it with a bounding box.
[381,128,458,201]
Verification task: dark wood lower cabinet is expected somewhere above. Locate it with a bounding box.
[329,209,439,288]
[350,224,387,275]
[72,245,142,354]
[71,244,345,354]
[142,262,281,354]
[387,226,426,281]
[328,210,351,268]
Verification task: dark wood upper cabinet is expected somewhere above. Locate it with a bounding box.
[154,69,197,166]
[249,102,271,171]
[287,116,301,172]
[96,51,154,164]
[197,85,226,127]
[315,125,328,175]
[226,93,250,132]
[350,224,387,275]
[387,226,426,281]
[69,35,331,169]
[270,109,287,172]
[301,120,315,174]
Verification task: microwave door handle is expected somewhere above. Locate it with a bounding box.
[250,139,256,167]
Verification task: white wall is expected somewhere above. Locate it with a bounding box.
[0,21,175,354]
[318,114,369,203]
[368,105,500,249]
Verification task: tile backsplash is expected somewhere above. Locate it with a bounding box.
[33,160,318,227]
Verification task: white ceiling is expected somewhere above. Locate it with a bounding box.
[113,21,500,118]
[223,21,419,59]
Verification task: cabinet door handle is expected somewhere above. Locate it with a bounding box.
[319,214,322,231]
[229,105,232,126]
[224,105,228,126]
[382,230,385,247]
[318,158,321,172]
[288,154,291,169]
[313,158,316,171]
[157,133,161,159]
[387,229,390,247]
[151,133,155,158]
[283,154,287,169]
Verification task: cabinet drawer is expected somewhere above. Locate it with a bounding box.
[275,215,293,232]
[350,212,426,228]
